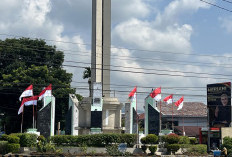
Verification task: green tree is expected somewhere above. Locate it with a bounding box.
[0,38,78,133]
[82,67,91,97]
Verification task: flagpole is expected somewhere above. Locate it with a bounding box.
[160,100,162,134]
[136,86,139,148]
[33,103,34,129]
[21,105,24,133]
[172,100,174,131]
[35,104,37,129]
[182,106,185,136]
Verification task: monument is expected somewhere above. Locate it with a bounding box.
[71,0,123,134]
[124,102,137,134]
[144,96,160,135]
[37,95,55,138]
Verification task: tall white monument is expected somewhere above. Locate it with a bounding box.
[91,0,111,97]
[73,0,123,134]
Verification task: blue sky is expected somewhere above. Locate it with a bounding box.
[1,0,232,110]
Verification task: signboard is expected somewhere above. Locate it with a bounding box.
[118,143,127,153]
[91,82,103,111]
[207,82,231,127]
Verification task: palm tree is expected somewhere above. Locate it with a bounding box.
[83,67,91,97]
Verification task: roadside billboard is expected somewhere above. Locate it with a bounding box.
[207,82,231,127]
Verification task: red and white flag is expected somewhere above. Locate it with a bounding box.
[150,87,161,101]
[18,96,38,115]
[18,103,24,115]
[38,84,52,100]
[19,85,33,101]
[175,96,184,110]
[128,87,137,103]
[163,94,173,105]
[23,96,39,106]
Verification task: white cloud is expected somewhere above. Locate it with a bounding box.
[219,16,232,33]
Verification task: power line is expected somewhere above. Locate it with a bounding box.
[2,33,232,60]
[221,0,232,4]
[1,54,232,80]
[200,0,232,13]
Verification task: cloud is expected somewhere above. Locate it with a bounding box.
[219,16,232,33]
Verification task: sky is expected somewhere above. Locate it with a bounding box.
[1,0,232,111]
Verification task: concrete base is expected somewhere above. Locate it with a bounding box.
[77,97,123,135]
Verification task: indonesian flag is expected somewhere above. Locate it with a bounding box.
[18,103,24,115]
[38,84,52,100]
[18,96,38,115]
[128,87,137,102]
[175,96,184,110]
[163,94,173,105]
[23,96,39,106]
[150,87,161,101]
[19,85,33,101]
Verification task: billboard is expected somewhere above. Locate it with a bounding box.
[207,82,231,127]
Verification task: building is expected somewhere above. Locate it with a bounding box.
[144,101,207,137]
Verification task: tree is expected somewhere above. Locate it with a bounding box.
[83,67,91,97]
[0,38,78,133]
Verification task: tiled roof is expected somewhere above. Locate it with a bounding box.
[174,126,201,137]
[160,102,207,117]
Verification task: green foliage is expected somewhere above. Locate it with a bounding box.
[106,144,122,156]
[189,137,197,144]
[0,38,76,133]
[0,134,8,141]
[50,134,136,147]
[149,145,157,155]
[185,144,207,155]
[7,135,19,144]
[165,133,180,144]
[145,134,158,145]
[222,136,232,155]
[38,135,46,143]
[11,133,37,147]
[178,136,190,144]
[141,145,147,153]
[6,143,20,153]
[0,141,8,154]
[140,137,146,145]
[167,144,180,153]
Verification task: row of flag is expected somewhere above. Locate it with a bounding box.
[18,84,52,115]
[128,87,184,110]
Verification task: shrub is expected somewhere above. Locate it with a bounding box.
[178,136,190,144]
[0,134,8,141]
[50,134,136,147]
[7,135,19,144]
[146,134,158,145]
[141,145,147,153]
[20,133,37,147]
[167,144,180,153]
[149,145,157,155]
[140,137,146,145]
[222,136,232,155]
[38,135,46,143]
[120,134,136,147]
[7,143,20,153]
[186,144,207,155]
[0,141,8,154]
[106,144,122,156]
[10,133,37,147]
[189,137,197,144]
[165,133,180,144]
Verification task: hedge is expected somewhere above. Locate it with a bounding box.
[185,144,207,155]
[165,133,180,144]
[167,144,180,153]
[50,134,136,147]
[0,141,8,154]
[7,143,20,153]
[10,133,37,147]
